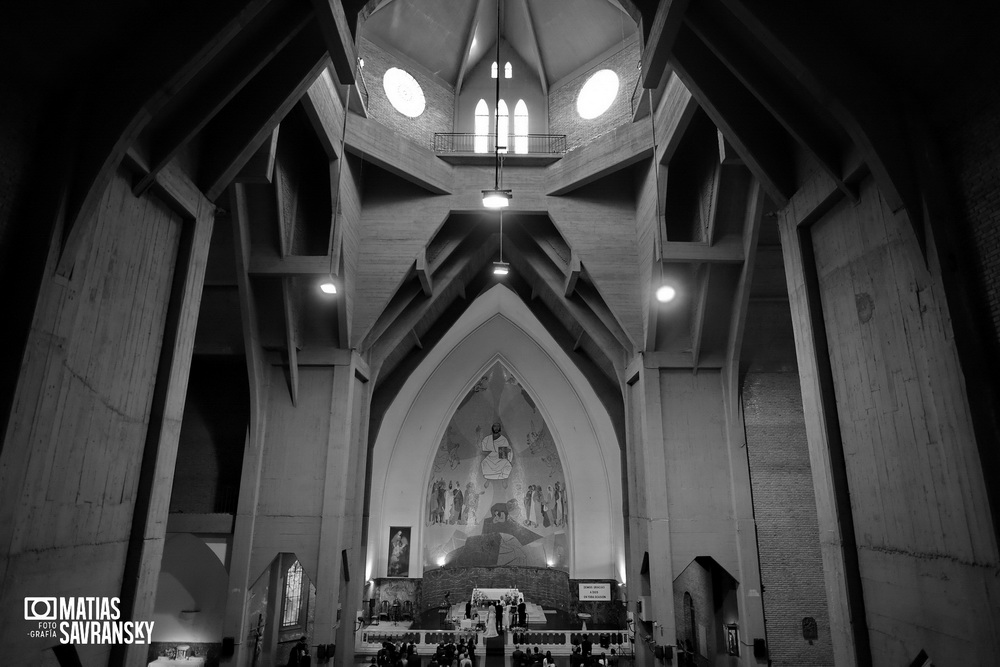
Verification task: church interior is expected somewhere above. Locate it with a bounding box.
[1,0,999,666]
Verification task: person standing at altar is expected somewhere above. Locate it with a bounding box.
[495,599,505,633]
[518,598,526,628]
[483,606,498,639]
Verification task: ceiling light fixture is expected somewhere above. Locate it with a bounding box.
[493,209,510,277]
[482,0,512,209]
[656,284,676,303]
[482,188,511,208]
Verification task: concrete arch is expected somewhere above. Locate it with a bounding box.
[368,285,624,580]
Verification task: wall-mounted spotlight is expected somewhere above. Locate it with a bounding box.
[655,284,676,303]
[320,277,338,295]
[493,261,510,276]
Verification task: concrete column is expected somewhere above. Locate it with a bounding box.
[776,213,865,667]
[625,363,675,667]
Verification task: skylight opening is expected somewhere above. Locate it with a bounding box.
[383,67,425,118]
[576,69,619,120]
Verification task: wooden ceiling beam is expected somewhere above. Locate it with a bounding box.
[236,127,281,184]
[199,22,331,201]
[661,235,744,264]
[645,249,661,352]
[564,252,581,297]
[273,158,297,257]
[546,120,652,195]
[371,235,498,368]
[415,249,433,296]
[522,1,549,95]
[685,1,856,202]
[641,0,691,90]
[724,181,765,380]
[56,0,275,276]
[574,280,635,353]
[453,0,485,97]
[505,235,625,373]
[670,24,795,205]
[122,148,211,222]
[303,70,347,160]
[718,0,924,252]
[249,254,332,276]
[134,0,314,197]
[690,263,711,369]
[653,73,698,166]
[310,0,358,85]
[362,281,424,351]
[345,113,453,194]
[282,278,300,406]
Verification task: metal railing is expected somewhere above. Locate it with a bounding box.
[433,133,567,154]
[355,629,634,657]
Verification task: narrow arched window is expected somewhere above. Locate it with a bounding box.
[504,62,512,78]
[683,591,698,656]
[474,99,489,153]
[491,61,498,79]
[514,100,528,154]
[282,560,304,627]
[495,99,509,153]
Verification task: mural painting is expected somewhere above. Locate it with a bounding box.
[424,362,569,571]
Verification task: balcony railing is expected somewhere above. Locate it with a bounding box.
[433,133,567,154]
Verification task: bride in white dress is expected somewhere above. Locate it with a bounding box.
[483,606,498,639]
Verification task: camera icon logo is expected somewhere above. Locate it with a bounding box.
[24,597,57,621]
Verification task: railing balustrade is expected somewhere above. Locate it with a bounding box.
[433,133,567,154]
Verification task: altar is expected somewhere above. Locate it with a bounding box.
[471,588,521,605]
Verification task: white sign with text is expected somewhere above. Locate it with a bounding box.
[579,583,611,601]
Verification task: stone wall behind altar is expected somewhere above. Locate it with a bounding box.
[420,566,571,614]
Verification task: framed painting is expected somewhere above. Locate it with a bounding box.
[387,526,411,577]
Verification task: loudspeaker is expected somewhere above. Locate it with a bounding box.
[662,646,672,661]
[342,549,350,582]
[654,646,663,661]
[222,637,235,657]
[753,638,768,659]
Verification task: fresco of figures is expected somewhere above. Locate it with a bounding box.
[424,362,569,571]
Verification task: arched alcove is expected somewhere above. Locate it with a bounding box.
[368,285,623,580]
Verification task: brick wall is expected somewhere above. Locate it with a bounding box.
[548,38,640,151]
[742,371,834,667]
[420,566,571,614]
[358,36,455,149]
[672,561,713,667]
[456,41,548,136]
[933,62,1000,346]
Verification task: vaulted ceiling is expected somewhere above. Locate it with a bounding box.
[361,0,637,88]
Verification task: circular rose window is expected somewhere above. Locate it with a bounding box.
[576,69,620,119]
[383,67,426,118]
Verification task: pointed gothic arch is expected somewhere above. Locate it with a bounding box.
[368,286,623,580]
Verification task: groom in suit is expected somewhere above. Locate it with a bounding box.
[495,600,504,633]
[518,598,527,628]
